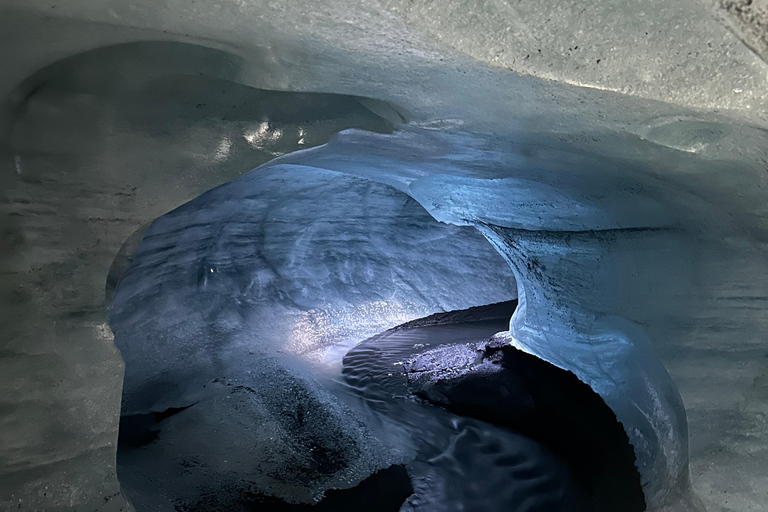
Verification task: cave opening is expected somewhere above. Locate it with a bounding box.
[107,120,650,511]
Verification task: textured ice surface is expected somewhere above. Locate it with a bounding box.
[112,166,517,391]
[2,0,766,122]
[345,312,645,511]
[231,125,765,511]
[110,163,517,508]
[342,312,590,512]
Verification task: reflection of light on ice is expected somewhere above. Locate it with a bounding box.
[214,137,232,161]
[244,121,269,145]
[244,121,283,150]
[93,322,114,343]
[287,300,427,369]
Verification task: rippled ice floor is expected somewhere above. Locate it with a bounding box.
[336,315,589,512]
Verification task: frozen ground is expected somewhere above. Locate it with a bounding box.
[1,1,768,512]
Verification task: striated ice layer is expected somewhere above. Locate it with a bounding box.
[112,166,518,393]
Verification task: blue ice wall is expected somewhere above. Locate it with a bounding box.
[110,156,519,509]
[267,127,705,509]
[112,125,718,510]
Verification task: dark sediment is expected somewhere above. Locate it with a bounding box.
[178,465,413,512]
[402,321,646,512]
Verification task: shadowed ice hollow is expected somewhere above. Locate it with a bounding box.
[108,123,745,511]
[110,154,519,510]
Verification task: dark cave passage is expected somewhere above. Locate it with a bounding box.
[117,300,645,512]
[342,301,645,512]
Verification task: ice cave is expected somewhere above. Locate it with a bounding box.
[2,1,768,511]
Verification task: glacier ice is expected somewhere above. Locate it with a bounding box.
[225,125,755,510]
[110,161,518,509]
[4,1,768,511]
[108,122,743,510]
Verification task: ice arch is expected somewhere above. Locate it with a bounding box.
[111,124,708,510]
[253,127,705,510]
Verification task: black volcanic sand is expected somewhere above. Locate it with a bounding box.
[342,300,646,512]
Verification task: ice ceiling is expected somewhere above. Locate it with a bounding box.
[2,1,768,512]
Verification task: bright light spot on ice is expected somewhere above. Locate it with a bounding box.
[214,137,232,161]
[244,122,283,151]
[244,122,270,146]
[287,300,426,367]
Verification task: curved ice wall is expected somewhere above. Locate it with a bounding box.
[110,156,519,509]
[257,127,717,510]
[110,114,757,510]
